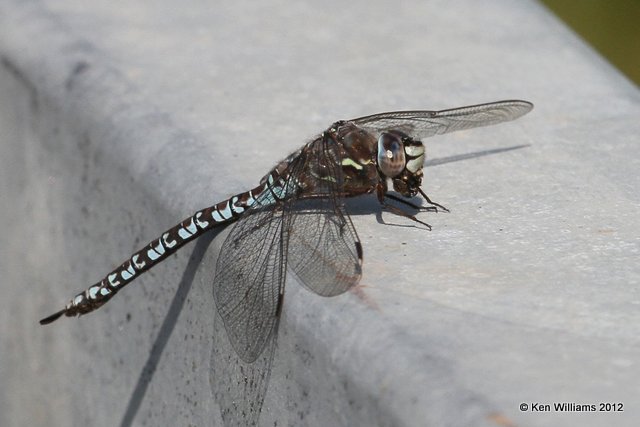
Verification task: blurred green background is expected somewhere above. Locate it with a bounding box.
[540,0,640,85]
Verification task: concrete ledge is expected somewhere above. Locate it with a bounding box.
[1,1,639,426]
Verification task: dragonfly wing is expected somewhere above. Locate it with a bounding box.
[212,148,309,363]
[213,198,291,363]
[286,137,363,297]
[351,100,533,140]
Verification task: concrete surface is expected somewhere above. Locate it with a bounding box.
[1,1,639,426]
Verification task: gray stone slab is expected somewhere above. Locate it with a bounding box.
[1,1,638,426]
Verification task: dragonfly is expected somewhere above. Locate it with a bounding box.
[40,100,533,363]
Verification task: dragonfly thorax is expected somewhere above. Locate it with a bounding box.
[336,122,377,166]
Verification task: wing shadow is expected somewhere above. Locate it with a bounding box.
[346,144,530,226]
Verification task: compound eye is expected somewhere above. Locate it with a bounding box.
[377,132,406,178]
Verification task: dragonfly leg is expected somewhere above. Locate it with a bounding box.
[376,184,432,230]
[418,188,450,213]
[384,193,438,213]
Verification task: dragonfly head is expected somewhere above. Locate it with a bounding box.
[377,131,425,197]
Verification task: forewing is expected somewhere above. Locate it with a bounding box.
[351,100,533,139]
[286,138,363,297]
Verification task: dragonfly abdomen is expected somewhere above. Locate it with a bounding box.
[39,172,285,325]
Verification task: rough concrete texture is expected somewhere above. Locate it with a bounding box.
[1,1,639,426]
